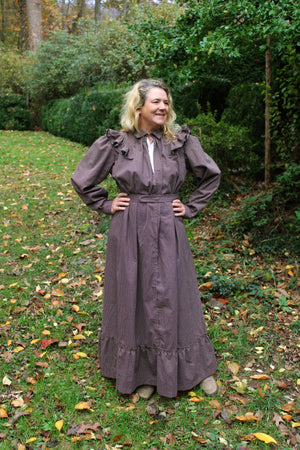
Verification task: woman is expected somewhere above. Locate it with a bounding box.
[71,79,221,399]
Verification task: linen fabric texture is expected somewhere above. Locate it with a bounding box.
[71,125,221,398]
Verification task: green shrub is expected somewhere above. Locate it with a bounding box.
[172,77,231,125]
[188,111,259,180]
[0,94,31,130]
[0,45,34,96]
[224,163,300,252]
[221,83,265,156]
[41,86,126,145]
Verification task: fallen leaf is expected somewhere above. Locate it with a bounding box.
[17,444,26,450]
[14,346,24,353]
[73,352,88,359]
[73,334,86,340]
[72,305,80,312]
[2,376,11,386]
[273,412,284,427]
[199,282,212,290]
[253,432,277,444]
[235,412,259,422]
[189,397,204,402]
[40,338,58,349]
[42,329,51,335]
[292,422,300,428]
[168,432,176,445]
[209,399,222,409]
[250,374,270,380]
[67,421,101,436]
[52,289,64,297]
[226,362,240,375]
[25,437,37,444]
[0,408,8,418]
[55,419,64,431]
[281,402,294,413]
[12,397,24,408]
[75,402,94,412]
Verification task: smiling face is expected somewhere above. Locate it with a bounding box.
[138,87,169,134]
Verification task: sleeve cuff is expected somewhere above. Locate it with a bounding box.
[101,199,113,215]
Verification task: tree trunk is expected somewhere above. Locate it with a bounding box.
[95,0,101,22]
[265,34,272,186]
[1,0,5,43]
[19,0,27,51]
[26,0,42,52]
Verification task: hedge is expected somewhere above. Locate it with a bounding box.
[0,94,31,130]
[41,87,127,146]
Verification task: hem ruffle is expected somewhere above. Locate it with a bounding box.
[98,335,217,398]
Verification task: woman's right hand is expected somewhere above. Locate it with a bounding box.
[111,193,131,214]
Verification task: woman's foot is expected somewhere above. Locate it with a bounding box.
[200,376,218,395]
[136,385,155,399]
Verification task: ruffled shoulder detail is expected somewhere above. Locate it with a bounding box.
[105,129,131,158]
[169,125,191,152]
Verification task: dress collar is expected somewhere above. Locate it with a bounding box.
[134,128,163,140]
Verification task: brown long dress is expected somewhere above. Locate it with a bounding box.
[71,125,221,398]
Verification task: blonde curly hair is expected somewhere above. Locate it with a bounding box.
[120,79,179,141]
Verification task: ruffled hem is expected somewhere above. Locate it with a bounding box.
[98,335,217,398]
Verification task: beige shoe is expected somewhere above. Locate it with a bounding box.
[136,385,155,399]
[200,376,218,395]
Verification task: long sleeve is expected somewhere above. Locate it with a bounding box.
[183,135,221,219]
[71,134,115,215]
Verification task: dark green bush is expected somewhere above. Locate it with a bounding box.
[221,83,265,156]
[41,87,126,145]
[188,111,259,180]
[224,163,300,253]
[0,94,31,130]
[172,77,231,125]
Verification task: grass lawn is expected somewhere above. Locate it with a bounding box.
[0,130,299,449]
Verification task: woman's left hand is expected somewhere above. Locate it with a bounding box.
[172,199,186,217]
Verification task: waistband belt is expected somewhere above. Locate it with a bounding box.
[129,194,178,203]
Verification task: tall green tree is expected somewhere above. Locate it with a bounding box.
[132,0,299,182]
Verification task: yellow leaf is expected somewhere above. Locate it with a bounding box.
[86,386,96,391]
[72,305,80,312]
[188,391,197,397]
[44,293,51,299]
[42,330,51,335]
[236,412,259,422]
[52,289,64,297]
[25,437,37,444]
[249,326,264,335]
[75,402,94,411]
[73,334,86,340]
[2,376,11,386]
[297,379,300,385]
[95,275,102,283]
[73,352,88,359]
[250,374,270,380]
[12,397,24,408]
[14,346,24,353]
[189,397,204,402]
[0,407,8,418]
[55,419,64,431]
[58,272,67,278]
[124,405,136,411]
[31,339,40,344]
[253,433,277,444]
[292,422,300,428]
